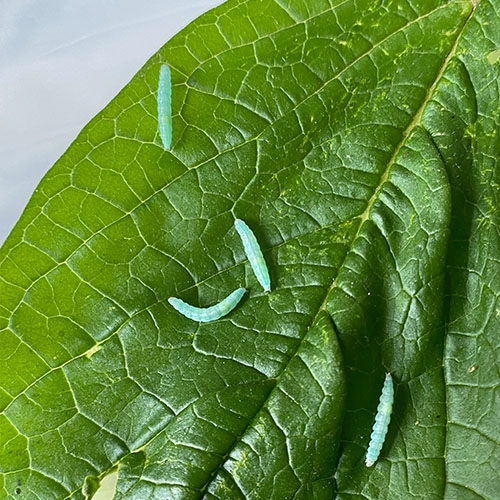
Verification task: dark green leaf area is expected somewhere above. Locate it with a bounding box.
[113,380,276,500]
[235,1,470,231]
[110,312,344,500]
[424,1,500,497]
[1,403,125,500]
[205,312,345,500]
[330,127,450,498]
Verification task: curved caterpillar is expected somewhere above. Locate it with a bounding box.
[234,218,271,292]
[168,287,246,322]
[366,372,394,467]
[157,64,172,149]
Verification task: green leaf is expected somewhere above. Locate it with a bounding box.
[1,0,499,499]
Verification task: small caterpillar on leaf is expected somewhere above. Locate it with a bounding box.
[366,372,394,467]
[157,64,172,149]
[234,218,271,292]
[168,287,246,322]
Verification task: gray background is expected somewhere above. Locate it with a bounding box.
[0,0,221,246]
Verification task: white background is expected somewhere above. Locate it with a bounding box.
[0,0,222,246]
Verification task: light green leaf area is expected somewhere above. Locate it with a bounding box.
[1,0,499,499]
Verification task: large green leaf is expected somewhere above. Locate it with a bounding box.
[1,0,499,498]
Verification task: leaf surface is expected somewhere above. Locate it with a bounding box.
[1,0,499,499]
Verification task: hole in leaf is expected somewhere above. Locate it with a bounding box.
[487,47,500,64]
[83,472,118,500]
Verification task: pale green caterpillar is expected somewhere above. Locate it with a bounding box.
[366,372,394,467]
[168,287,246,322]
[234,218,271,292]
[157,64,172,149]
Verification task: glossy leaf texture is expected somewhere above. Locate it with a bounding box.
[1,0,499,499]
